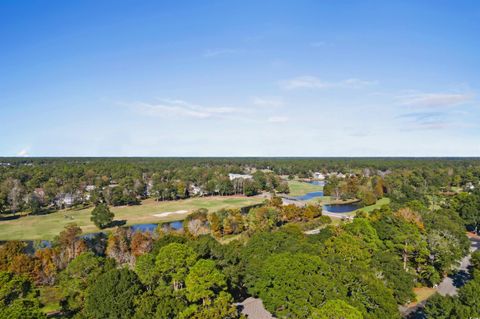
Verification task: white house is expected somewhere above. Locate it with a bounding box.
[228,173,253,181]
[313,172,325,180]
[190,185,204,196]
[55,193,75,207]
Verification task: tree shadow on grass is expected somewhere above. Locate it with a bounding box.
[107,220,127,228]
[0,214,21,221]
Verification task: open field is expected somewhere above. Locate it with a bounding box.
[287,180,323,196]
[0,196,264,240]
[354,197,391,214]
[38,286,62,314]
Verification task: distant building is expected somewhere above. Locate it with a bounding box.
[228,173,253,181]
[34,188,45,200]
[378,169,392,177]
[146,180,154,196]
[326,172,346,179]
[313,172,325,180]
[465,182,475,191]
[190,185,204,196]
[55,193,75,207]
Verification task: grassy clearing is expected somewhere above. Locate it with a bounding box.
[38,286,62,314]
[404,287,436,308]
[0,196,264,241]
[354,197,391,214]
[287,180,323,197]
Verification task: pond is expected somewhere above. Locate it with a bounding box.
[291,181,325,200]
[293,191,324,201]
[80,220,184,240]
[127,221,184,232]
[323,203,360,213]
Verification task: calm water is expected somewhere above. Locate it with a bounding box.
[80,221,184,240]
[294,191,324,201]
[323,203,360,213]
[130,221,183,232]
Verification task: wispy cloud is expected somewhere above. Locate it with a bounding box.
[267,116,289,123]
[127,99,239,119]
[401,121,455,131]
[17,148,30,157]
[396,111,443,121]
[395,111,472,131]
[397,92,473,108]
[203,48,239,58]
[252,96,284,108]
[280,76,377,90]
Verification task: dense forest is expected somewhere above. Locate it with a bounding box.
[1,158,480,318]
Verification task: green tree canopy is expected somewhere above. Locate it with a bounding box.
[0,271,45,319]
[185,259,226,304]
[155,243,198,290]
[312,299,363,319]
[84,268,142,319]
[90,203,114,229]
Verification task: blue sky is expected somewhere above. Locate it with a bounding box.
[1,0,479,156]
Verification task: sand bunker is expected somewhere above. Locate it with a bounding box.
[153,210,188,218]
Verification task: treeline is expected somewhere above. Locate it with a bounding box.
[1,157,479,216]
[0,158,288,215]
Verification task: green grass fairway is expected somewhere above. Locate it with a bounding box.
[353,197,390,214]
[0,196,264,241]
[287,180,323,197]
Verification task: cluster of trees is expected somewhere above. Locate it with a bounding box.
[0,159,292,216]
[181,199,323,238]
[323,175,385,205]
[1,192,472,318]
[1,158,480,318]
[2,157,479,216]
[449,189,480,232]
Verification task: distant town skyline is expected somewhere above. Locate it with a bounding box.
[1,0,479,156]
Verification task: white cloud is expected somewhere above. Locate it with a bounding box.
[17,148,30,157]
[397,93,473,108]
[252,96,284,108]
[203,48,239,58]
[280,76,377,90]
[267,116,289,123]
[128,99,238,119]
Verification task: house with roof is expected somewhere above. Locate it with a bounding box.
[313,172,325,180]
[228,173,253,181]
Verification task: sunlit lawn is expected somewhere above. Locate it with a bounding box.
[0,196,264,240]
[405,287,437,308]
[287,180,323,197]
[38,286,62,314]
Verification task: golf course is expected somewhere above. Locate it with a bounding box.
[0,196,264,240]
